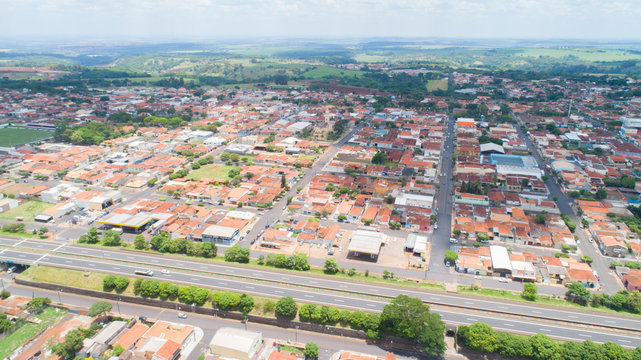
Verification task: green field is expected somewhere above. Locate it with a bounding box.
[188,165,240,181]
[0,128,52,147]
[0,307,67,359]
[0,200,54,222]
[426,79,448,92]
[515,48,641,62]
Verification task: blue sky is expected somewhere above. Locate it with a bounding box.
[2,0,641,40]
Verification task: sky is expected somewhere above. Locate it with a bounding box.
[2,0,641,41]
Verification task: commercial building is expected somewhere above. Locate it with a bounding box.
[96,212,154,233]
[209,327,263,360]
[202,224,240,245]
[347,230,385,261]
[490,245,512,277]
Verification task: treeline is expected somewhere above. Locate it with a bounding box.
[107,112,191,129]
[336,72,435,96]
[458,322,641,360]
[54,121,126,145]
[565,281,641,313]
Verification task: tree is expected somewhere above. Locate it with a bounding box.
[275,296,298,319]
[596,188,607,200]
[581,255,594,264]
[290,253,310,271]
[52,328,87,359]
[200,242,217,258]
[457,322,498,353]
[114,276,130,292]
[81,226,100,244]
[303,342,319,359]
[281,174,287,188]
[535,213,547,224]
[212,291,240,310]
[134,234,148,250]
[224,245,250,263]
[497,332,532,358]
[324,258,339,274]
[0,289,10,300]
[0,313,12,333]
[371,151,387,164]
[238,294,254,316]
[529,333,561,360]
[522,283,538,301]
[566,281,591,305]
[380,295,446,356]
[103,274,117,291]
[445,250,458,264]
[88,301,112,317]
[102,230,121,246]
[27,297,51,312]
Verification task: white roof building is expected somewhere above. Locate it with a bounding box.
[209,327,263,360]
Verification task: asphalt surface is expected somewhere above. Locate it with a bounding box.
[1,243,641,347]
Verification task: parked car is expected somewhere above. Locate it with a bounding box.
[327,248,335,255]
[498,278,508,283]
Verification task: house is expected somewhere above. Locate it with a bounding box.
[598,236,628,257]
[623,269,641,291]
[209,327,263,360]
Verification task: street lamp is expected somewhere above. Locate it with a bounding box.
[117,297,121,315]
[295,325,299,343]
[57,289,62,304]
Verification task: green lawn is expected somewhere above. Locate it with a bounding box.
[426,79,448,92]
[0,200,54,222]
[187,165,240,181]
[0,307,67,359]
[0,128,52,147]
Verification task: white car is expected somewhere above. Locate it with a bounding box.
[177,313,187,319]
[161,269,170,275]
[474,275,482,280]
[498,278,508,283]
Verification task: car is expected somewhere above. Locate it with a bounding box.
[177,312,187,319]
[449,238,458,244]
[327,248,335,255]
[161,269,170,275]
[498,278,508,283]
[434,224,438,230]
[376,228,381,232]
[474,275,482,280]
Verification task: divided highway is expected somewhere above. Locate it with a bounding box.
[1,238,641,347]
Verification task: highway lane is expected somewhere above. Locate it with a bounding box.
[2,249,641,347]
[3,238,641,334]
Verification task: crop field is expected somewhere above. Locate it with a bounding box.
[0,128,51,147]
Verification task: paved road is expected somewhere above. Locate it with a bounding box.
[2,279,403,360]
[514,119,622,294]
[2,244,641,347]
[428,113,457,274]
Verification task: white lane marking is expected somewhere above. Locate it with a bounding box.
[366,304,376,307]
[275,290,284,294]
[218,282,227,285]
[65,260,72,263]
[503,323,514,327]
[532,310,542,314]
[304,295,314,298]
[336,299,344,303]
[33,253,48,265]
[226,269,235,273]
[605,320,615,324]
[191,278,200,281]
[246,286,255,290]
[467,318,478,322]
[568,315,578,319]
[127,256,134,260]
[88,263,95,267]
[579,334,592,338]
[464,301,474,305]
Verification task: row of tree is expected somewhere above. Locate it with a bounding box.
[565,281,641,313]
[458,322,641,360]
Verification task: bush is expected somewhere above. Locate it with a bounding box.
[521,283,538,301]
[2,223,25,233]
[88,301,112,317]
[303,342,319,359]
[224,245,250,263]
[275,296,298,319]
[0,289,10,299]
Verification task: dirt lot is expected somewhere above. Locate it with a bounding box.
[14,313,93,360]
